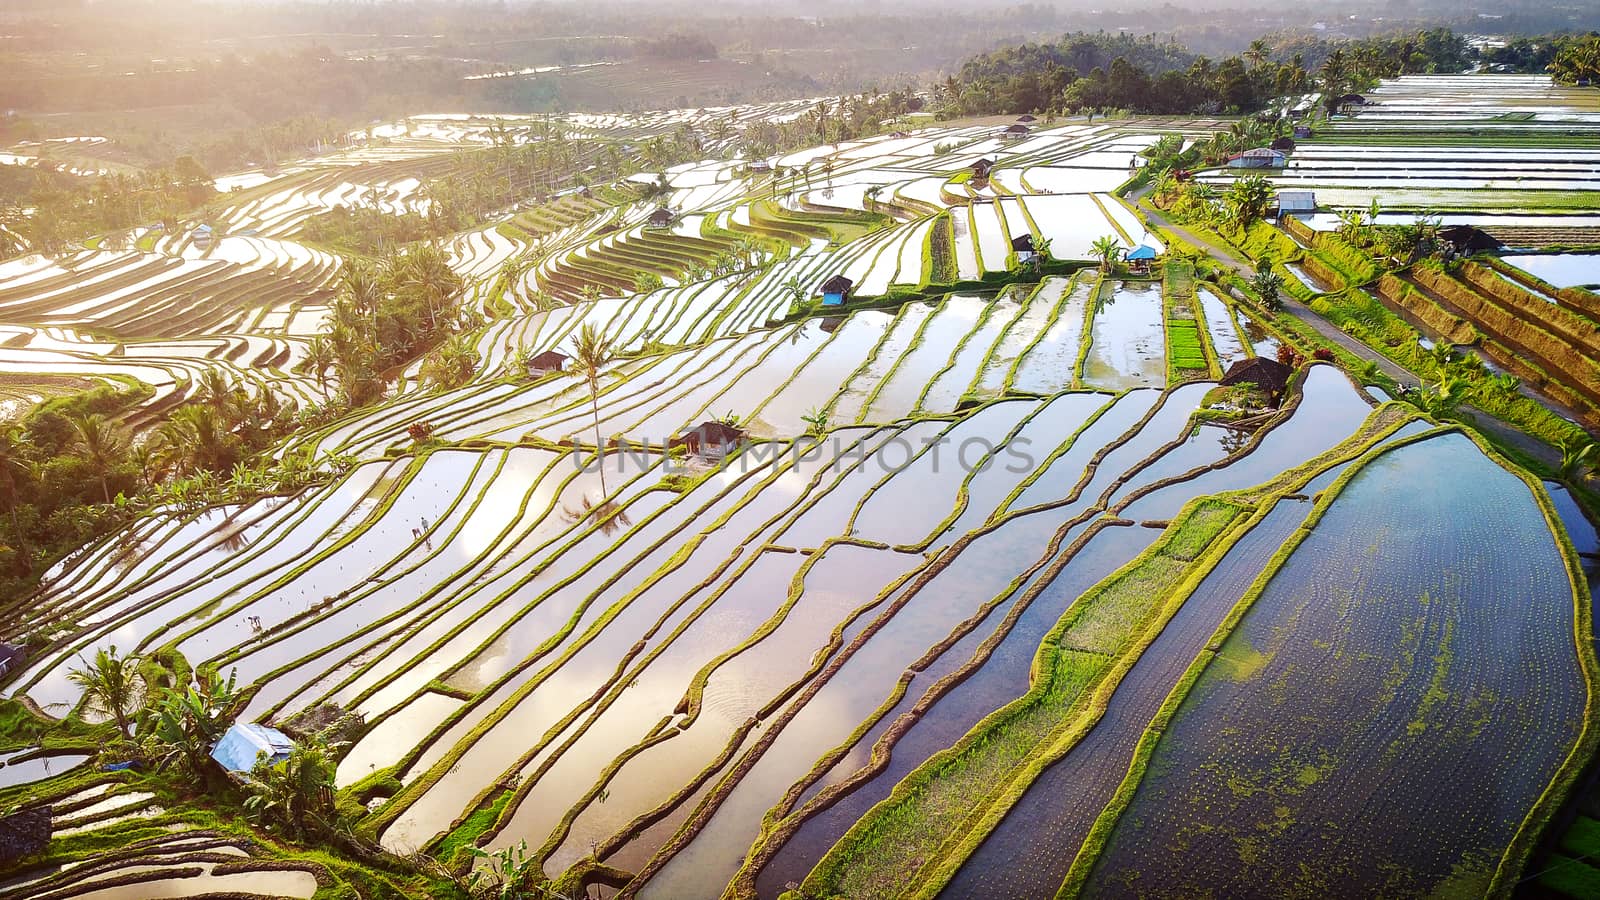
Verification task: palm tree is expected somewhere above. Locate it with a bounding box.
[1091,235,1122,273]
[570,323,615,496]
[1152,169,1179,205]
[195,369,241,421]
[71,414,127,505]
[157,405,242,476]
[420,334,478,389]
[68,646,140,742]
[303,336,336,399]
[1245,39,1271,68]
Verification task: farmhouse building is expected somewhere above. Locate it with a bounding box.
[646,207,676,228]
[970,158,994,180]
[999,123,1030,140]
[1228,148,1287,169]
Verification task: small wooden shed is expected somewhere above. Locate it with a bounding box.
[671,421,746,459]
[820,274,854,307]
[1012,233,1037,262]
[526,350,569,375]
[211,723,295,777]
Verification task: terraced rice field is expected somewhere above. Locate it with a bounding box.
[1,80,1595,900]
[1198,75,1600,212]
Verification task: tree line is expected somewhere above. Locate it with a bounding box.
[937,28,1474,117]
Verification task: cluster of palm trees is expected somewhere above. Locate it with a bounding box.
[0,162,216,262]
[1151,171,1274,233]
[1193,117,1285,167]
[1547,35,1600,84]
[306,245,471,405]
[681,237,765,283]
[1334,201,1447,268]
[0,373,342,593]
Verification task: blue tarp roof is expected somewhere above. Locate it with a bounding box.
[1125,245,1158,260]
[210,723,295,773]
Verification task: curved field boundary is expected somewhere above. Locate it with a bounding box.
[1055,424,1598,899]
[790,401,1420,900]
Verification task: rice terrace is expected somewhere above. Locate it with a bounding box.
[0,2,1597,898]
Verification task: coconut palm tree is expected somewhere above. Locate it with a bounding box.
[71,414,127,505]
[1152,169,1179,205]
[67,646,140,742]
[1245,39,1271,68]
[303,336,336,399]
[156,404,243,476]
[570,323,615,496]
[1091,235,1122,273]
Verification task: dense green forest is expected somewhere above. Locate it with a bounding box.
[939,28,1474,116]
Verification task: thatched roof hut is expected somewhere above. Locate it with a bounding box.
[820,274,854,306]
[1439,225,1502,255]
[1220,357,1294,407]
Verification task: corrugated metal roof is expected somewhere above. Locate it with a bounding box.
[1277,191,1317,211]
[210,723,295,773]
